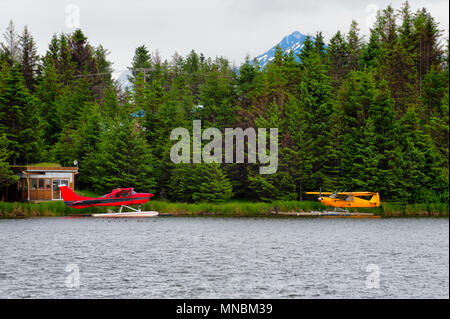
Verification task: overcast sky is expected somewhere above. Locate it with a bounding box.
[1,0,449,76]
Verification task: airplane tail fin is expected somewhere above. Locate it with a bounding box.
[58,185,85,202]
[369,192,380,207]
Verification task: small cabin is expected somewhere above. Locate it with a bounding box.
[3,166,78,202]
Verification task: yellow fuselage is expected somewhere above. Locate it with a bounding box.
[320,195,379,208]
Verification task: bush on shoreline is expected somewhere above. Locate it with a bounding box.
[0,200,448,218]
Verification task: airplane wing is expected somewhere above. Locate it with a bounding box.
[305,192,334,195]
[306,191,376,196]
[337,192,376,196]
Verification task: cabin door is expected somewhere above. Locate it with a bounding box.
[52,179,69,200]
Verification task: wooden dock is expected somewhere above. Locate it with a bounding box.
[272,211,380,218]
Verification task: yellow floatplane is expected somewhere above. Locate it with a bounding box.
[306,190,380,211]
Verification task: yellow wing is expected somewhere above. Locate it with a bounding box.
[306,191,377,196]
[306,192,334,195]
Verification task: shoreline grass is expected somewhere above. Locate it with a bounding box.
[0,200,448,218]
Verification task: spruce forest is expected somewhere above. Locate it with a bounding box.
[0,2,448,204]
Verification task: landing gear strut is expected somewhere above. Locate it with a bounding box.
[117,204,142,213]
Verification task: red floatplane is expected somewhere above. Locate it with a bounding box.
[59,185,158,217]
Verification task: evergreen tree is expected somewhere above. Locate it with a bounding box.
[394,109,445,202]
[68,29,104,100]
[356,117,382,191]
[101,84,121,118]
[129,45,152,83]
[413,8,443,92]
[18,26,39,91]
[94,45,114,86]
[192,163,233,202]
[425,89,449,171]
[0,62,42,164]
[0,133,18,189]
[248,171,296,202]
[92,119,157,194]
[421,65,447,114]
[365,81,401,199]
[199,61,237,128]
[298,43,336,190]
[237,55,258,108]
[0,20,20,64]
[336,70,377,189]
[347,20,363,71]
[247,101,299,201]
[360,29,381,69]
[72,102,102,189]
[169,163,233,203]
[283,97,311,200]
[328,31,349,88]
[56,34,76,85]
[374,5,397,48]
[314,31,327,59]
[34,59,63,146]
[298,36,315,63]
[131,71,151,114]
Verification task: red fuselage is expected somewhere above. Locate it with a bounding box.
[59,185,153,209]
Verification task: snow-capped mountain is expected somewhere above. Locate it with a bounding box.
[255,31,313,68]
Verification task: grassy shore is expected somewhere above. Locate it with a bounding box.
[0,199,448,218]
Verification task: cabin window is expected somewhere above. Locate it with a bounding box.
[38,179,45,190]
[31,179,37,190]
[108,195,112,199]
[45,179,50,190]
[121,192,129,198]
[114,194,120,198]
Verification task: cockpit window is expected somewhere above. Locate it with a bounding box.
[121,192,129,198]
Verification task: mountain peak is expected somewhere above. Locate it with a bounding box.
[255,31,313,68]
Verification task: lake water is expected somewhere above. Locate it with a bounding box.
[0,217,448,299]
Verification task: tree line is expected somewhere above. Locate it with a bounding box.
[0,2,448,203]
